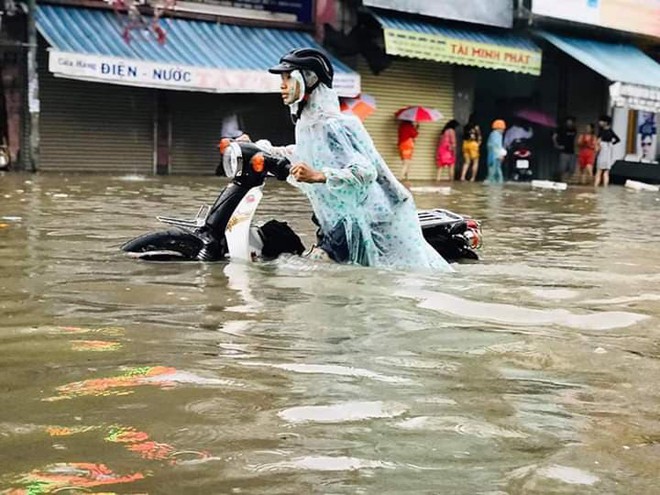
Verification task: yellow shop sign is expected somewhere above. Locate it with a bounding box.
[383,28,542,76]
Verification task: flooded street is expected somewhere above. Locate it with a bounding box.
[1,173,659,494]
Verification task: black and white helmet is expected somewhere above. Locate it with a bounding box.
[269,47,334,89]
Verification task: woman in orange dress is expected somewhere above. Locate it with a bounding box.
[577,123,596,185]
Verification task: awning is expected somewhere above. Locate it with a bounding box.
[36,5,360,97]
[538,32,660,112]
[372,11,542,76]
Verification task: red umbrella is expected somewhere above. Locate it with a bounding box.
[340,93,376,121]
[395,106,443,123]
[514,109,556,128]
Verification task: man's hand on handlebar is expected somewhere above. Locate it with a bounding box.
[291,163,326,183]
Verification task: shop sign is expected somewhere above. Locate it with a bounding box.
[532,0,660,39]
[610,82,660,113]
[383,28,542,76]
[48,50,361,97]
[364,0,513,28]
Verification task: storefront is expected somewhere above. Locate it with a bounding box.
[37,47,155,174]
[529,0,660,181]
[356,57,453,180]
[166,91,291,175]
[356,8,542,180]
[34,4,360,174]
[537,31,660,177]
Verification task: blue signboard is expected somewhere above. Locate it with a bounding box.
[225,0,314,23]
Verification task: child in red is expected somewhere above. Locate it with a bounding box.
[577,123,596,185]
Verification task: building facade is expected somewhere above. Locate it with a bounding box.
[3,0,659,178]
[522,0,660,176]
[2,0,361,173]
[325,0,545,180]
[323,0,660,180]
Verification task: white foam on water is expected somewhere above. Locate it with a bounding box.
[532,180,567,191]
[256,456,396,472]
[278,401,407,424]
[118,174,150,182]
[537,465,599,485]
[218,320,252,336]
[410,186,452,195]
[241,362,412,384]
[399,289,649,331]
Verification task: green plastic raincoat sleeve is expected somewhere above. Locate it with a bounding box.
[318,121,378,198]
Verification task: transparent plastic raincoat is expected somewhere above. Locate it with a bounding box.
[263,83,451,271]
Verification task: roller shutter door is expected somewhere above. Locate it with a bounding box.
[39,52,155,173]
[358,57,454,181]
[169,92,293,175]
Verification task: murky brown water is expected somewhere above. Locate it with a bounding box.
[1,173,659,494]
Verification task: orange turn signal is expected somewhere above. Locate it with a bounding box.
[251,153,265,173]
[218,138,231,154]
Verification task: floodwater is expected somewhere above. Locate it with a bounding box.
[1,173,659,494]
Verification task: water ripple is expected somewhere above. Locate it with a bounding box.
[537,464,600,485]
[278,401,408,424]
[240,362,413,384]
[399,289,649,331]
[396,416,529,439]
[251,456,397,473]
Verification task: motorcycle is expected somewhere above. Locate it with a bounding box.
[507,138,534,182]
[121,139,482,263]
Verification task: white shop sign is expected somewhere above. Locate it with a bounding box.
[48,50,361,97]
[610,81,660,113]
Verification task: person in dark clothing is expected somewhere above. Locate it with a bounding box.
[595,115,621,187]
[552,116,577,182]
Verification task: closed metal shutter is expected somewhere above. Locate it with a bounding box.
[169,92,293,175]
[358,57,454,181]
[39,54,155,173]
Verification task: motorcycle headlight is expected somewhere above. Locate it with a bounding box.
[222,142,243,178]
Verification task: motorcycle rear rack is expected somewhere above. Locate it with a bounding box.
[157,205,210,229]
[418,208,467,228]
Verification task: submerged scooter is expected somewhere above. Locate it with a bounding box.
[121,139,482,263]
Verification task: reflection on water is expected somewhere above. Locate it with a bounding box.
[1,174,659,494]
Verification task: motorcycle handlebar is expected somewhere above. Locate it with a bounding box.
[269,157,291,181]
[219,139,292,181]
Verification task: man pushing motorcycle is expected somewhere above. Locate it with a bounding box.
[258,48,451,270]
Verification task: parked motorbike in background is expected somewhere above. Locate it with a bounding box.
[507,138,534,182]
